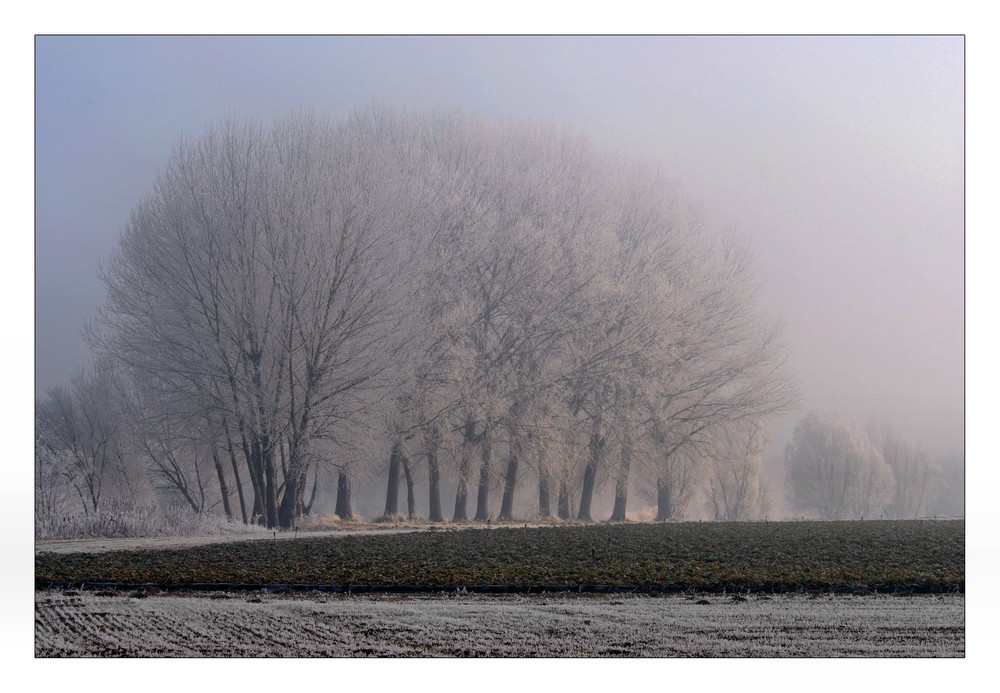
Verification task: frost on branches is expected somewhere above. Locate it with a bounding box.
[785,411,895,520]
[37,107,800,534]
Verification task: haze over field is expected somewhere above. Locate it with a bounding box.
[33,36,964,518]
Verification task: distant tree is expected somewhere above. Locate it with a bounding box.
[705,423,770,521]
[928,448,964,518]
[34,407,76,530]
[34,361,131,516]
[867,421,940,519]
[785,411,894,519]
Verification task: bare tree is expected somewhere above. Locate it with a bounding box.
[867,421,939,519]
[35,361,131,516]
[78,105,801,530]
[705,423,770,521]
[929,448,964,518]
[786,411,894,519]
[649,446,703,521]
[114,372,226,515]
[413,113,611,522]
[35,407,77,530]
[559,164,797,522]
[96,109,417,528]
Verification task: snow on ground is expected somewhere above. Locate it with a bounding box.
[35,590,964,657]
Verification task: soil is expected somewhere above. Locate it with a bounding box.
[34,589,964,657]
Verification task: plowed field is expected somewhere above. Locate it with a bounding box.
[35,590,964,657]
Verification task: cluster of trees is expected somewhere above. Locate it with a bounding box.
[36,108,800,532]
[785,411,953,520]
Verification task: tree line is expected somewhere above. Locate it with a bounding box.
[36,107,803,532]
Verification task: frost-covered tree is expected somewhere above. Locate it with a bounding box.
[560,168,682,521]
[786,411,894,519]
[867,421,940,519]
[641,233,798,521]
[35,408,77,530]
[396,323,463,522]
[115,369,238,517]
[34,360,132,516]
[705,423,770,521]
[78,105,799,530]
[647,445,703,521]
[929,447,964,518]
[95,109,419,528]
[413,113,613,522]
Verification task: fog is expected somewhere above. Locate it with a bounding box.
[33,36,964,516]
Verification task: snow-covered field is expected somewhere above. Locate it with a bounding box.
[35,590,964,657]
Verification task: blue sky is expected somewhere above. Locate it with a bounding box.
[33,35,964,457]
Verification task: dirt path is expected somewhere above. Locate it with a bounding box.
[35,590,964,657]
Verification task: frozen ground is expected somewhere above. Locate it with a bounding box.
[33,524,442,555]
[35,590,964,657]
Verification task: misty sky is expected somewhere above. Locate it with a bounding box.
[33,35,964,458]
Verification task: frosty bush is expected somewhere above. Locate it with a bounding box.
[34,496,260,540]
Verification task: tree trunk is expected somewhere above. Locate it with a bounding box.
[276,480,294,528]
[474,430,492,521]
[499,455,519,521]
[335,470,353,520]
[609,479,628,521]
[251,492,264,525]
[558,480,571,519]
[223,427,248,524]
[577,464,595,521]
[302,469,318,516]
[384,443,402,517]
[577,428,603,521]
[262,437,278,529]
[211,447,233,521]
[453,476,469,521]
[277,438,309,529]
[427,443,443,522]
[252,442,274,526]
[538,468,551,518]
[656,479,672,521]
[402,455,417,519]
[609,447,630,522]
[277,467,304,529]
[238,428,265,525]
[251,491,264,524]
[453,418,476,522]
